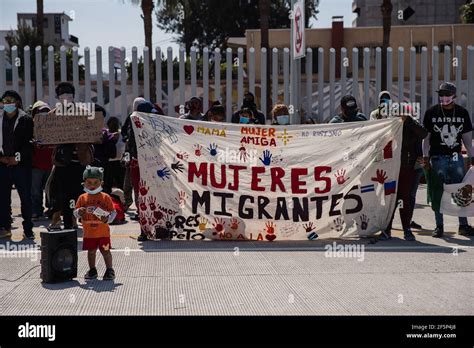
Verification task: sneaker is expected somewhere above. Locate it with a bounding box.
[379,229,392,241]
[458,225,474,236]
[137,233,148,242]
[85,267,98,280]
[0,228,12,239]
[131,213,139,221]
[404,229,416,241]
[23,231,35,240]
[432,227,444,238]
[103,268,115,281]
[410,221,422,230]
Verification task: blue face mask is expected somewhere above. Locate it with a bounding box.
[84,186,103,195]
[240,116,250,124]
[3,104,17,114]
[381,98,390,105]
[276,115,290,125]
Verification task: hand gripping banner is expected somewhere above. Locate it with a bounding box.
[132,113,403,241]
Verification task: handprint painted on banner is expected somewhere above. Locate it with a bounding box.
[198,217,208,231]
[265,221,276,241]
[212,217,225,235]
[207,143,218,156]
[157,167,171,180]
[132,115,142,129]
[371,169,388,184]
[259,150,273,166]
[334,169,350,185]
[147,196,156,211]
[359,214,369,230]
[164,215,174,229]
[139,179,149,196]
[138,196,147,212]
[153,210,163,221]
[139,212,148,226]
[303,222,319,240]
[332,217,345,232]
[175,191,187,208]
[194,144,203,156]
[230,218,240,230]
[176,151,189,160]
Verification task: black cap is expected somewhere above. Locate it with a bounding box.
[341,95,358,109]
[436,82,456,95]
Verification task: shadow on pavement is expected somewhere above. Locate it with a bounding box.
[41,279,123,293]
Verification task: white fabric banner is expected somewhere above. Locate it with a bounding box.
[132,113,403,241]
[440,167,474,217]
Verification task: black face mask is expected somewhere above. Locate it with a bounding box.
[345,108,358,117]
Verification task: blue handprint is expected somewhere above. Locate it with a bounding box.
[259,150,273,166]
[207,143,218,156]
[157,167,171,180]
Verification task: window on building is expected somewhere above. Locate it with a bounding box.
[438,42,452,53]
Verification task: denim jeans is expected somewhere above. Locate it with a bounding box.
[409,167,424,219]
[430,154,468,228]
[0,164,33,232]
[31,168,51,215]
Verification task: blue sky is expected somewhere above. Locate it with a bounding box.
[0,0,356,68]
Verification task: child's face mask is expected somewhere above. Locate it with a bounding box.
[84,186,103,195]
[276,115,290,125]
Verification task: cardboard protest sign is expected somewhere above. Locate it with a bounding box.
[34,111,104,145]
[132,113,403,241]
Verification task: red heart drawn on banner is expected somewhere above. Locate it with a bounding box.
[183,125,194,135]
[265,234,276,242]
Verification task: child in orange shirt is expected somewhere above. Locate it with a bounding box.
[74,166,116,280]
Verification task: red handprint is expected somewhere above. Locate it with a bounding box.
[148,196,156,211]
[212,217,225,235]
[302,222,315,233]
[132,115,142,129]
[194,144,203,157]
[334,169,350,185]
[177,151,189,160]
[371,169,388,184]
[230,218,239,230]
[175,191,187,208]
[138,196,147,212]
[265,221,275,234]
[139,212,148,226]
[139,179,149,196]
[153,210,164,221]
[146,212,155,226]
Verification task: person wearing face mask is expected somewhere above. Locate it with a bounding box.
[0,90,34,239]
[73,166,116,280]
[329,95,367,123]
[370,91,391,120]
[422,82,474,238]
[30,101,54,220]
[51,82,94,231]
[207,104,226,123]
[180,96,205,120]
[271,104,291,125]
[237,108,256,124]
[232,92,266,125]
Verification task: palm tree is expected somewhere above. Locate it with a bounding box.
[36,0,44,45]
[381,0,392,90]
[259,0,271,117]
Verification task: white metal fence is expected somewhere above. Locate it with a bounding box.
[0,44,473,123]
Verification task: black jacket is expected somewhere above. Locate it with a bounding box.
[401,117,428,168]
[1,110,34,166]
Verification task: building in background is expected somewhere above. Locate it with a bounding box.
[352,0,467,27]
[17,12,79,48]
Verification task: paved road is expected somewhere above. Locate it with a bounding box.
[0,184,473,315]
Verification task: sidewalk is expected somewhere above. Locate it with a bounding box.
[0,184,473,315]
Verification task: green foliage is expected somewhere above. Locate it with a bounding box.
[155,0,320,51]
[460,1,474,23]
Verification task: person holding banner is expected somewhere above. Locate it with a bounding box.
[423,82,474,238]
[329,95,367,123]
[0,90,34,239]
[271,104,291,125]
[232,92,266,125]
[180,96,205,121]
[380,105,428,241]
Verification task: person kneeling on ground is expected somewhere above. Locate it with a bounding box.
[74,166,116,280]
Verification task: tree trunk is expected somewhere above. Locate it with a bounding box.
[381,0,392,91]
[37,0,44,45]
[259,0,271,119]
[141,0,154,100]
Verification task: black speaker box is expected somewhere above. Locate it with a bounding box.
[40,229,78,283]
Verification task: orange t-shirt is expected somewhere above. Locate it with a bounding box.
[75,192,114,238]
